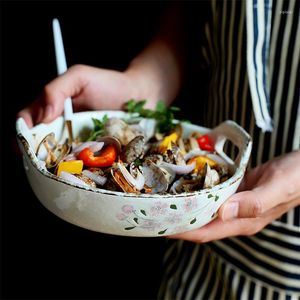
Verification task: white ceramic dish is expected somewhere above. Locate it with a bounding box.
[16,111,252,237]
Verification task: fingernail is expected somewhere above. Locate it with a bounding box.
[44,105,53,120]
[222,202,239,221]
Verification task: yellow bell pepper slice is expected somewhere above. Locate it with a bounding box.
[187,156,217,173]
[159,132,178,152]
[57,160,84,176]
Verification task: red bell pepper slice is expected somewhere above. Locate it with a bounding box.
[78,144,117,167]
[197,134,214,152]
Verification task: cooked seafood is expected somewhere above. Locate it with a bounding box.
[37,101,232,194]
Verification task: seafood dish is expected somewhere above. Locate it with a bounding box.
[16,100,252,236]
[36,100,232,195]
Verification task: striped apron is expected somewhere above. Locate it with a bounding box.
[159,0,300,298]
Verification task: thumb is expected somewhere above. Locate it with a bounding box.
[219,179,289,221]
[219,191,262,220]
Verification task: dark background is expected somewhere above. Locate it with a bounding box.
[1,1,207,299]
[1,1,168,299]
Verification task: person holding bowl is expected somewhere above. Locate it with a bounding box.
[18,1,300,299]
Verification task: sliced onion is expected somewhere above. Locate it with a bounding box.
[82,170,107,186]
[184,149,208,161]
[203,164,220,188]
[63,153,77,161]
[72,141,104,155]
[118,163,145,190]
[59,171,89,187]
[133,170,145,190]
[206,153,228,165]
[138,118,156,141]
[169,178,184,194]
[159,161,196,174]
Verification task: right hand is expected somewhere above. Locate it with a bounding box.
[17,64,147,127]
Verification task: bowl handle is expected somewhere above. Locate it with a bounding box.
[210,120,252,168]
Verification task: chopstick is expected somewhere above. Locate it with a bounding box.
[52,18,74,144]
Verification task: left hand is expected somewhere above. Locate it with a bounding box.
[169,150,300,243]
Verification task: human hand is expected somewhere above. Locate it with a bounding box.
[17,22,185,128]
[169,150,300,243]
[17,64,157,128]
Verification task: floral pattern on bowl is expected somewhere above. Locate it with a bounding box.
[115,193,223,235]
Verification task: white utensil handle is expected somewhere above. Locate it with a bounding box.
[52,18,73,120]
[64,98,73,120]
[53,18,67,74]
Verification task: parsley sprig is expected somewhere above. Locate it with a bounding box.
[125,99,180,133]
[87,115,109,141]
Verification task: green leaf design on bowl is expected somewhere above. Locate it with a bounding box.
[170,204,177,210]
[208,194,219,201]
[190,218,197,224]
[124,226,136,230]
[158,229,168,235]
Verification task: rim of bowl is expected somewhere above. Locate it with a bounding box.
[16,112,250,199]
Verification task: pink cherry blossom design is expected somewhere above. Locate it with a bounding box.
[165,212,182,224]
[183,197,198,212]
[121,205,134,214]
[150,202,168,216]
[141,220,161,231]
[116,213,127,221]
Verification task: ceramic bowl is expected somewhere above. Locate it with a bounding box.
[16,111,252,237]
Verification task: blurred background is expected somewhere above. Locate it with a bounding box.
[1,1,169,299]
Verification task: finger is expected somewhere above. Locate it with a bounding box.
[219,191,262,220]
[168,198,298,243]
[17,99,44,128]
[236,165,263,192]
[17,107,34,128]
[40,65,87,123]
[168,218,257,243]
[219,178,292,221]
[220,162,298,221]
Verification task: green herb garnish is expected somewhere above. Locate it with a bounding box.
[87,115,109,141]
[133,158,143,167]
[125,99,180,133]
